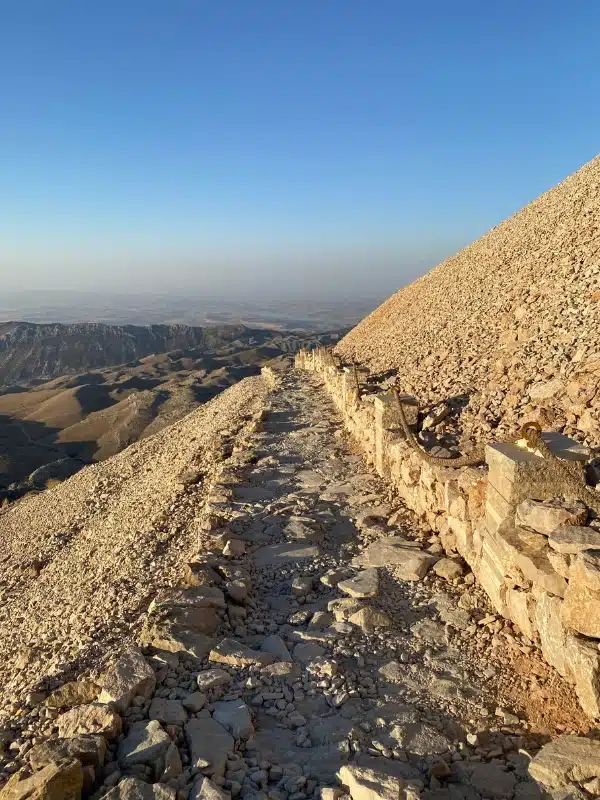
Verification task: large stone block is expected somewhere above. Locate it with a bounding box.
[373,392,418,431]
[505,588,536,640]
[486,436,587,506]
[499,527,567,596]
[563,579,600,639]
[485,484,515,534]
[448,516,473,561]
[477,534,508,614]
[535,591,568,677]
[565,634,600,718]
[516,499,587,535]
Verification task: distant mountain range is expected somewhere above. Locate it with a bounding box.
[0,321,342,500]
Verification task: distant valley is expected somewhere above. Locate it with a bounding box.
[0,321,341,501]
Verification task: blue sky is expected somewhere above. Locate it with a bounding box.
[1,1,598,295]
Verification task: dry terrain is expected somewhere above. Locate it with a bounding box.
[0,368,589,799]
[337,155,600,454]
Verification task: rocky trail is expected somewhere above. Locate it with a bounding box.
[0,368,595,799]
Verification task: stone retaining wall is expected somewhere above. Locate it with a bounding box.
[296,349,600,719]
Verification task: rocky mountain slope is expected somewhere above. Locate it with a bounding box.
[0,325,341,499]
[0,322,299,387]
[336,155,600,452]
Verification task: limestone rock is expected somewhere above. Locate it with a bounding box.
[571,551,600,591]
[328,597,364,622]
[185,717,234,776]
[468,763,517,799]
[139,621,214,660]
[293,641,325,663]
[549,525,600,554]
[188,776,230,800]
[338,569,380,598]
[182,692,207,712]
[260,662,301,681]
[348,607,392,632]
[223,539,245,557]
[379,661,404,683]
[260,634,292,662]
[432,558,464,581]
[389,722,450,756]
[209,638,275,667]
[338,763,404,800]
[320,568,353,588]
[57,703,122,739]
[45,680,99,709]
[29,735,107,770]
[195,669,233,691]
[224,580,248,603]
[0,757,83,800]
[98,648,156,713]
[353,537,435,580]
[104,777,176,799]
[529,735,600,787]
[160,742,182,781]
[117,720,171,771]
[212,700,254,738]
[148,698,188,726]
[515,499,587,535]
[562,579,600,638]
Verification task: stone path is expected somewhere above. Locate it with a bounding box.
[129,370,548,799]
[2,368,591,799]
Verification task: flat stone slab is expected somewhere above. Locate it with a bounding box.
[549,525,600,554]
[337,568,379,598]
[253,543,319,567]
[209,638,275,667]
[516,499,587,535]
[352,537,436,580]
[529,735,600,787]
[212,700,254,739]
[185,717,233,777]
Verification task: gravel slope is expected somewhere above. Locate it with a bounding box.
[337,155,600,450]
[0,374,270,721]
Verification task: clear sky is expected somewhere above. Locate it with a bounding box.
[1,1,599,297]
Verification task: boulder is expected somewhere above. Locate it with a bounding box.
[352,537,435,581]
[515,500,587,535]
[529,735,600,787]
[117,720,171,774]
[57,703,122,739]
[260,634,292,662]
[182,692,207,712]
[103,777,176,799]
[185,717,234,776]
[338,569,379,598]
[348,607,392,632]
[388,722,451,756]
[432,558,464,581]
[188,776,230,800]
[0,758,83,800]
[338,763,404,800]
[139,621,214,660]
[571,551,600,591]
[293,642,325,663]
[468,763,517,799]
[212,700,254,738]
[28,735,107,770]
[148,698,188,726]
[98,648,156,713]
[223,539,246,557]
[45,680,99,709]
[209,638,275,667]
[328,598,364,622]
